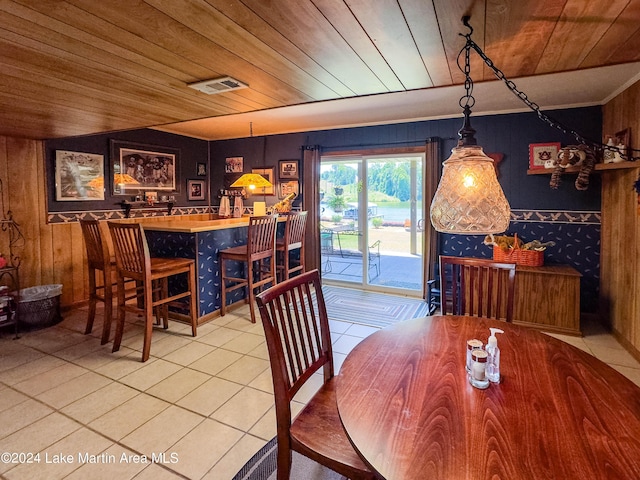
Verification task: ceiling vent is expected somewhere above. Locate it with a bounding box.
[187,76,248,95]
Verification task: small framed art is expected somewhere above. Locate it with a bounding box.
[187,179,206,200]
[529,143,560,169]
[279,160,299,179]
[197,162,207,176]
[279,181,299,198]
[225,156,243,173]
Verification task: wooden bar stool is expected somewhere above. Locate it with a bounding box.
[79,219,116,345]
[276,211,307,282]
[220,215,277,323]
[108,222,198,362]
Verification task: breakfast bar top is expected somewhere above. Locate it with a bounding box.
[140,217,252,233]
[139,216,285,233]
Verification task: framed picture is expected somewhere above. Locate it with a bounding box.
[145,191,158,204]
[111,140,179,195]
[187,179,206,200]
[251,167,275,195]
[225,156,243,173]
[196,162,207,176]
[279,181,299,198]
[279,160,299,179]
[614,128,630,161]
[529,143,560,169]
[55,150,105,201]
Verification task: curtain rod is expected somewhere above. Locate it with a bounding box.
[302,137,441,151]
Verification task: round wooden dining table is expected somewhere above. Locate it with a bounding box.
[336,315,640,480]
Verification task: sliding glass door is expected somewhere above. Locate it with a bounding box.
[319,153,424,295]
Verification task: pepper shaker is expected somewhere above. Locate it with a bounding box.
[468,349,489,389]
[466,339,483,373]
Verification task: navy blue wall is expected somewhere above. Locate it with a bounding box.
[209,106,602,312]
[46,129,209,212]
[209,106,602,212]
[44,106,602,312]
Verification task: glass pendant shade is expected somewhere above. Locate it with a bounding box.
[430,145,510,234]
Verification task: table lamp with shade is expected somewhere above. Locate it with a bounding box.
[230,173,272,216]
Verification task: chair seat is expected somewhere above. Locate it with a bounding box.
[150,257,194,273]
[290,378,372,476]
[276,238,302,251]
[221,245,274,264]
[219,245,248,257]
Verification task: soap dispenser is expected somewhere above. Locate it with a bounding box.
[486,328,504,383]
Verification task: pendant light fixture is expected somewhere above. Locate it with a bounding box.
[230,122,272,216]
[430,17,510,234]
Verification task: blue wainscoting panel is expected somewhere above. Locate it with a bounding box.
[440,209,600,313]
[145,227,249,318]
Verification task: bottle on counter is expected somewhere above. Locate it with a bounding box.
[485,328,504,383]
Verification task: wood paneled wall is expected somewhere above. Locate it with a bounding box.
[601,81,640,358]
[0,135,89,307]
[0,135,211,309]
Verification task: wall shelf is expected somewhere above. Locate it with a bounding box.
[527,161,639,175]
[120,201,174,218]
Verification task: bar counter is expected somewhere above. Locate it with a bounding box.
[141,216,251,233]
[140,216,283,323]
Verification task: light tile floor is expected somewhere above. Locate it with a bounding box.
[1,304,639,480]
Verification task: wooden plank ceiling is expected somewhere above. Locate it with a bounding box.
[1,0,639,140]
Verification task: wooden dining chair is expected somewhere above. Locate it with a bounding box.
[107,221,198,362]
[275,211,307,282]
[220,215,278,323]
[255,269,375,480]
[439,255,516,322]
[80,219,116,344]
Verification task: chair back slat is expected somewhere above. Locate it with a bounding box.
[107,222,150,276]
[248,215,278,256]
[284,212,308,248]
[80,219,109,269]
[440,256,516,322]
[257,270,332,399]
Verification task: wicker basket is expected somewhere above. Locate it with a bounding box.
[493,246,544,266]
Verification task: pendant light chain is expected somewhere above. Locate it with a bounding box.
[459,17,638,162]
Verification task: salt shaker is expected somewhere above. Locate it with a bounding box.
[466,339,483,373]
[468,349,489,389]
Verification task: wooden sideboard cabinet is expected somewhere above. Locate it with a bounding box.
[513,264,582,336]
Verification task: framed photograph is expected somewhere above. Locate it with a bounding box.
[187,179,206,200]
[196,162,207,176]
[529,143,560,169]
[279,160,299,179]
[111,140,179,195]
[55,150,105,201]
[145,191,158,204]
[251,167,275,195]
[225,156,243,173]
[279,181,299,199]
[614,128,630,161]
